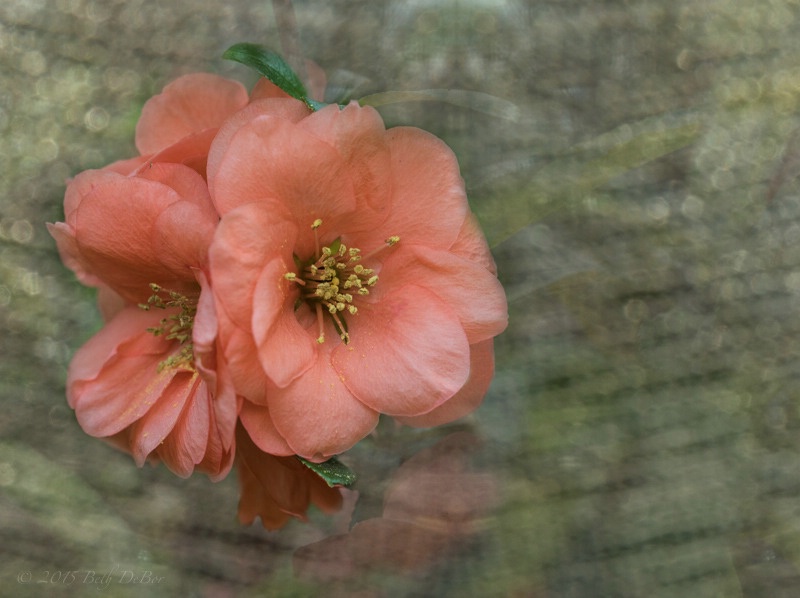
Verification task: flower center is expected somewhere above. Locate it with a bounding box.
[284,219,399,345]
[139,283,196,371]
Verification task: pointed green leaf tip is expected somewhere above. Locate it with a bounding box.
[297,456,357,488]
[222,42,325,111]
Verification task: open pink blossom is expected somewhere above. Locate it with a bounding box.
[208,101,508,461]
[48,162,236,479]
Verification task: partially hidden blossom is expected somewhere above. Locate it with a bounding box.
[235,422,343,529]
[46,72,303,481]
[48,159,236,480]
[49,51,507,528]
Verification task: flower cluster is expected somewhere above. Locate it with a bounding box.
[49,68,507,527]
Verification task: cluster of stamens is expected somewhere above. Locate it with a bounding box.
[284,219,399,344]
[139,283,197,371]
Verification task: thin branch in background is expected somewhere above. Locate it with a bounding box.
[766,125,800,204]
[271,0,308,84]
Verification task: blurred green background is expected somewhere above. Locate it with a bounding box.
[4,0,800,596]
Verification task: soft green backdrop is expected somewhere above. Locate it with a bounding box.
[3,0,800,596]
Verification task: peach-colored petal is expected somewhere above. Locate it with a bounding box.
[209,115,357,253]
[193,269,237,451]
[136,161,214,210]
[72,167,209,302]
[148,376,234,481]
[237,464,291,529]
[70,342,176,437]
[378,246,508,344]
[209,201,296,330]
[66,305,156,391]
[46,222,102,289]
[395,340,495,427]
[96,285,126,322]
[252,257,317,388]
[450,212,498,275]
[332,285,471,417]
[217,312,269,404]
[153,200,217,272]
[134,128,218,179]
[103,155,150,176]
[206,99,310,196]
[299,103,393,215]
[369,126,468,250]
[135,73,249,155]
[267,339,380,461]
[238,401,296,457]
[129,372,204,469]
[63,169,120,225]
[196,418,236,482]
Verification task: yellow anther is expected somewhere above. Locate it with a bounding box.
[348,305,358,315]
[367,275,379,286]
[354,264,364,274]
[386,236,400,246]
[312,218,323,229]
[328,303,337,314]
[317,334,325,344]
[358,288,370,295]
[336,302,345,311]
[284,272,297,281]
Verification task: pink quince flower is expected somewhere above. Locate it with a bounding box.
[48,161,236,479]
[207,100,508,461]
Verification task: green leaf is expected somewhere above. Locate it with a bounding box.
[222,43,325,111]
[297,455,357,487]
